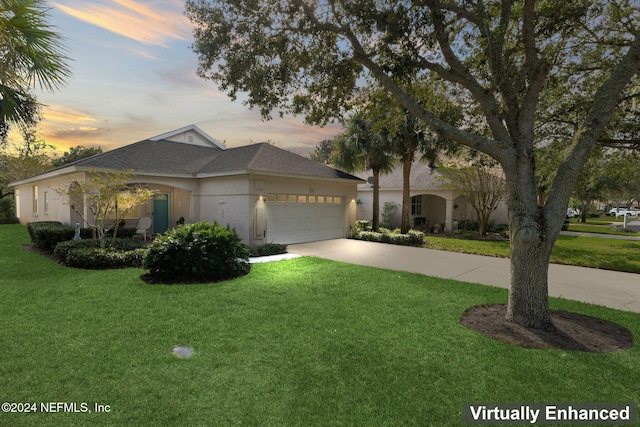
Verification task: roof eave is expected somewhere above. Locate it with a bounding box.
[9,166,199,187]
[197,169,365,183]
[9,165,85,187]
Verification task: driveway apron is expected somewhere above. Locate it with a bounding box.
[289,239,640,314]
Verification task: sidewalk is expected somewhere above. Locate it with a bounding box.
[288,239,640,314]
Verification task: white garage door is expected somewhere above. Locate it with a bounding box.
[265,202,344,244]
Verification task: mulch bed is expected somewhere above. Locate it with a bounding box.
[460,304,634,352]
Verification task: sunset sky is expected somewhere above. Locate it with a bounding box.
[27,0,341,155]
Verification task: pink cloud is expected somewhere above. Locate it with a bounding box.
[52,0,190,47]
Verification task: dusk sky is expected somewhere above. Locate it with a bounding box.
[28,0,341,156]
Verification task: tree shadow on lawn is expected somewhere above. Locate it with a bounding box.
[461,304,634,352]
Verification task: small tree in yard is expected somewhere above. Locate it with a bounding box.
[57,171,157,248]
[440,164,506,237]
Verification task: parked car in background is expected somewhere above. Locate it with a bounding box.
[608,208,640,218]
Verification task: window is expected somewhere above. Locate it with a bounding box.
[288,194,297,203]
[44,192,49,214]
[411,195,423,215]
[277,194,286,203]
[267,194,275,203]
[317,196,325,203]
[107,192,140,220]
[32,186,38,214]
[308,195,316,204]
[118,193,140,219]
[326,196,333,204]
[333,196,341,204]
[298,195,307,203]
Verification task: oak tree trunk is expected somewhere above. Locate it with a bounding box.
[507,223,554,329]
[504,157,557,330]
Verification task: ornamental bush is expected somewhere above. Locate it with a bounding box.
[54,238,145,269]
[355,220,372,233]
[248,243,288,257]
[142,221,251,283]
[64,247,148,269]
[28,221,71,251]
[355,230,425,247]
[28,221,137,252]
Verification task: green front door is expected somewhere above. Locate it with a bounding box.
[153,194,169,234]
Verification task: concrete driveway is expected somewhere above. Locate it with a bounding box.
[289,239,640,314]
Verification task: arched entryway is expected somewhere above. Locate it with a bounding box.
[68,181,85,226]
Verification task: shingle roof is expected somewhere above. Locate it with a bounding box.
[69,139,222,175]
[199,143,361,180]
[33,139,362,182]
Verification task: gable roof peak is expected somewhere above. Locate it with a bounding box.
[149,124,226,150]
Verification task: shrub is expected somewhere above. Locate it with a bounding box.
[54,238,143,263]
[28,221,137,252]
[27,221,63,240]
[64,247,147,269]
[0,197,15,218]
[143,221,251,283]
[27,221,71,251]
[355,220,372,232]
[249,243,288,257]
[355,230,425,247]
[457,220,480,232]
[111,227,136,239]
[381,201,399,228]
[0,217,19,224]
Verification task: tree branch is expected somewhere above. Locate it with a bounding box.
[546,32,640,223]
[518,0,549,144]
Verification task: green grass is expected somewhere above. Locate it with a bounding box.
[1,224,639,426]
[568,217,617,226]
[567,220,639,236]
[425,234,640,273]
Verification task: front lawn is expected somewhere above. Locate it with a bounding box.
[425,234,640,273]
[1,224,639,426]
[567,220,639,236]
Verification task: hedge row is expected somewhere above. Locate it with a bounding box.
[355,230,425,247]
[64,247,148,269]
[53,238,143,268]
[0,217,19,224]
[249,243,288,257]
[27,221,136,252]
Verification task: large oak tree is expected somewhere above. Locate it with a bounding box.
[186,0,640,329]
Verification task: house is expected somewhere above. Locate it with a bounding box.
[355,161,509,232]
[10,125,363,245]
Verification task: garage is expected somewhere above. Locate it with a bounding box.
[264,195,345,244]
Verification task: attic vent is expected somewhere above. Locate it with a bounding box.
[187,133,194,142]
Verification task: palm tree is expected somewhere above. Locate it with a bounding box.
[332,114,395,231]
[0,0,71,142]
[385,114,429,233]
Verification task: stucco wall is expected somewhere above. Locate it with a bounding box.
[13,171,87,226]
[196,174,359,244]
[197,175,252,241]
[357,188,509,231]
[13,168,360,245]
